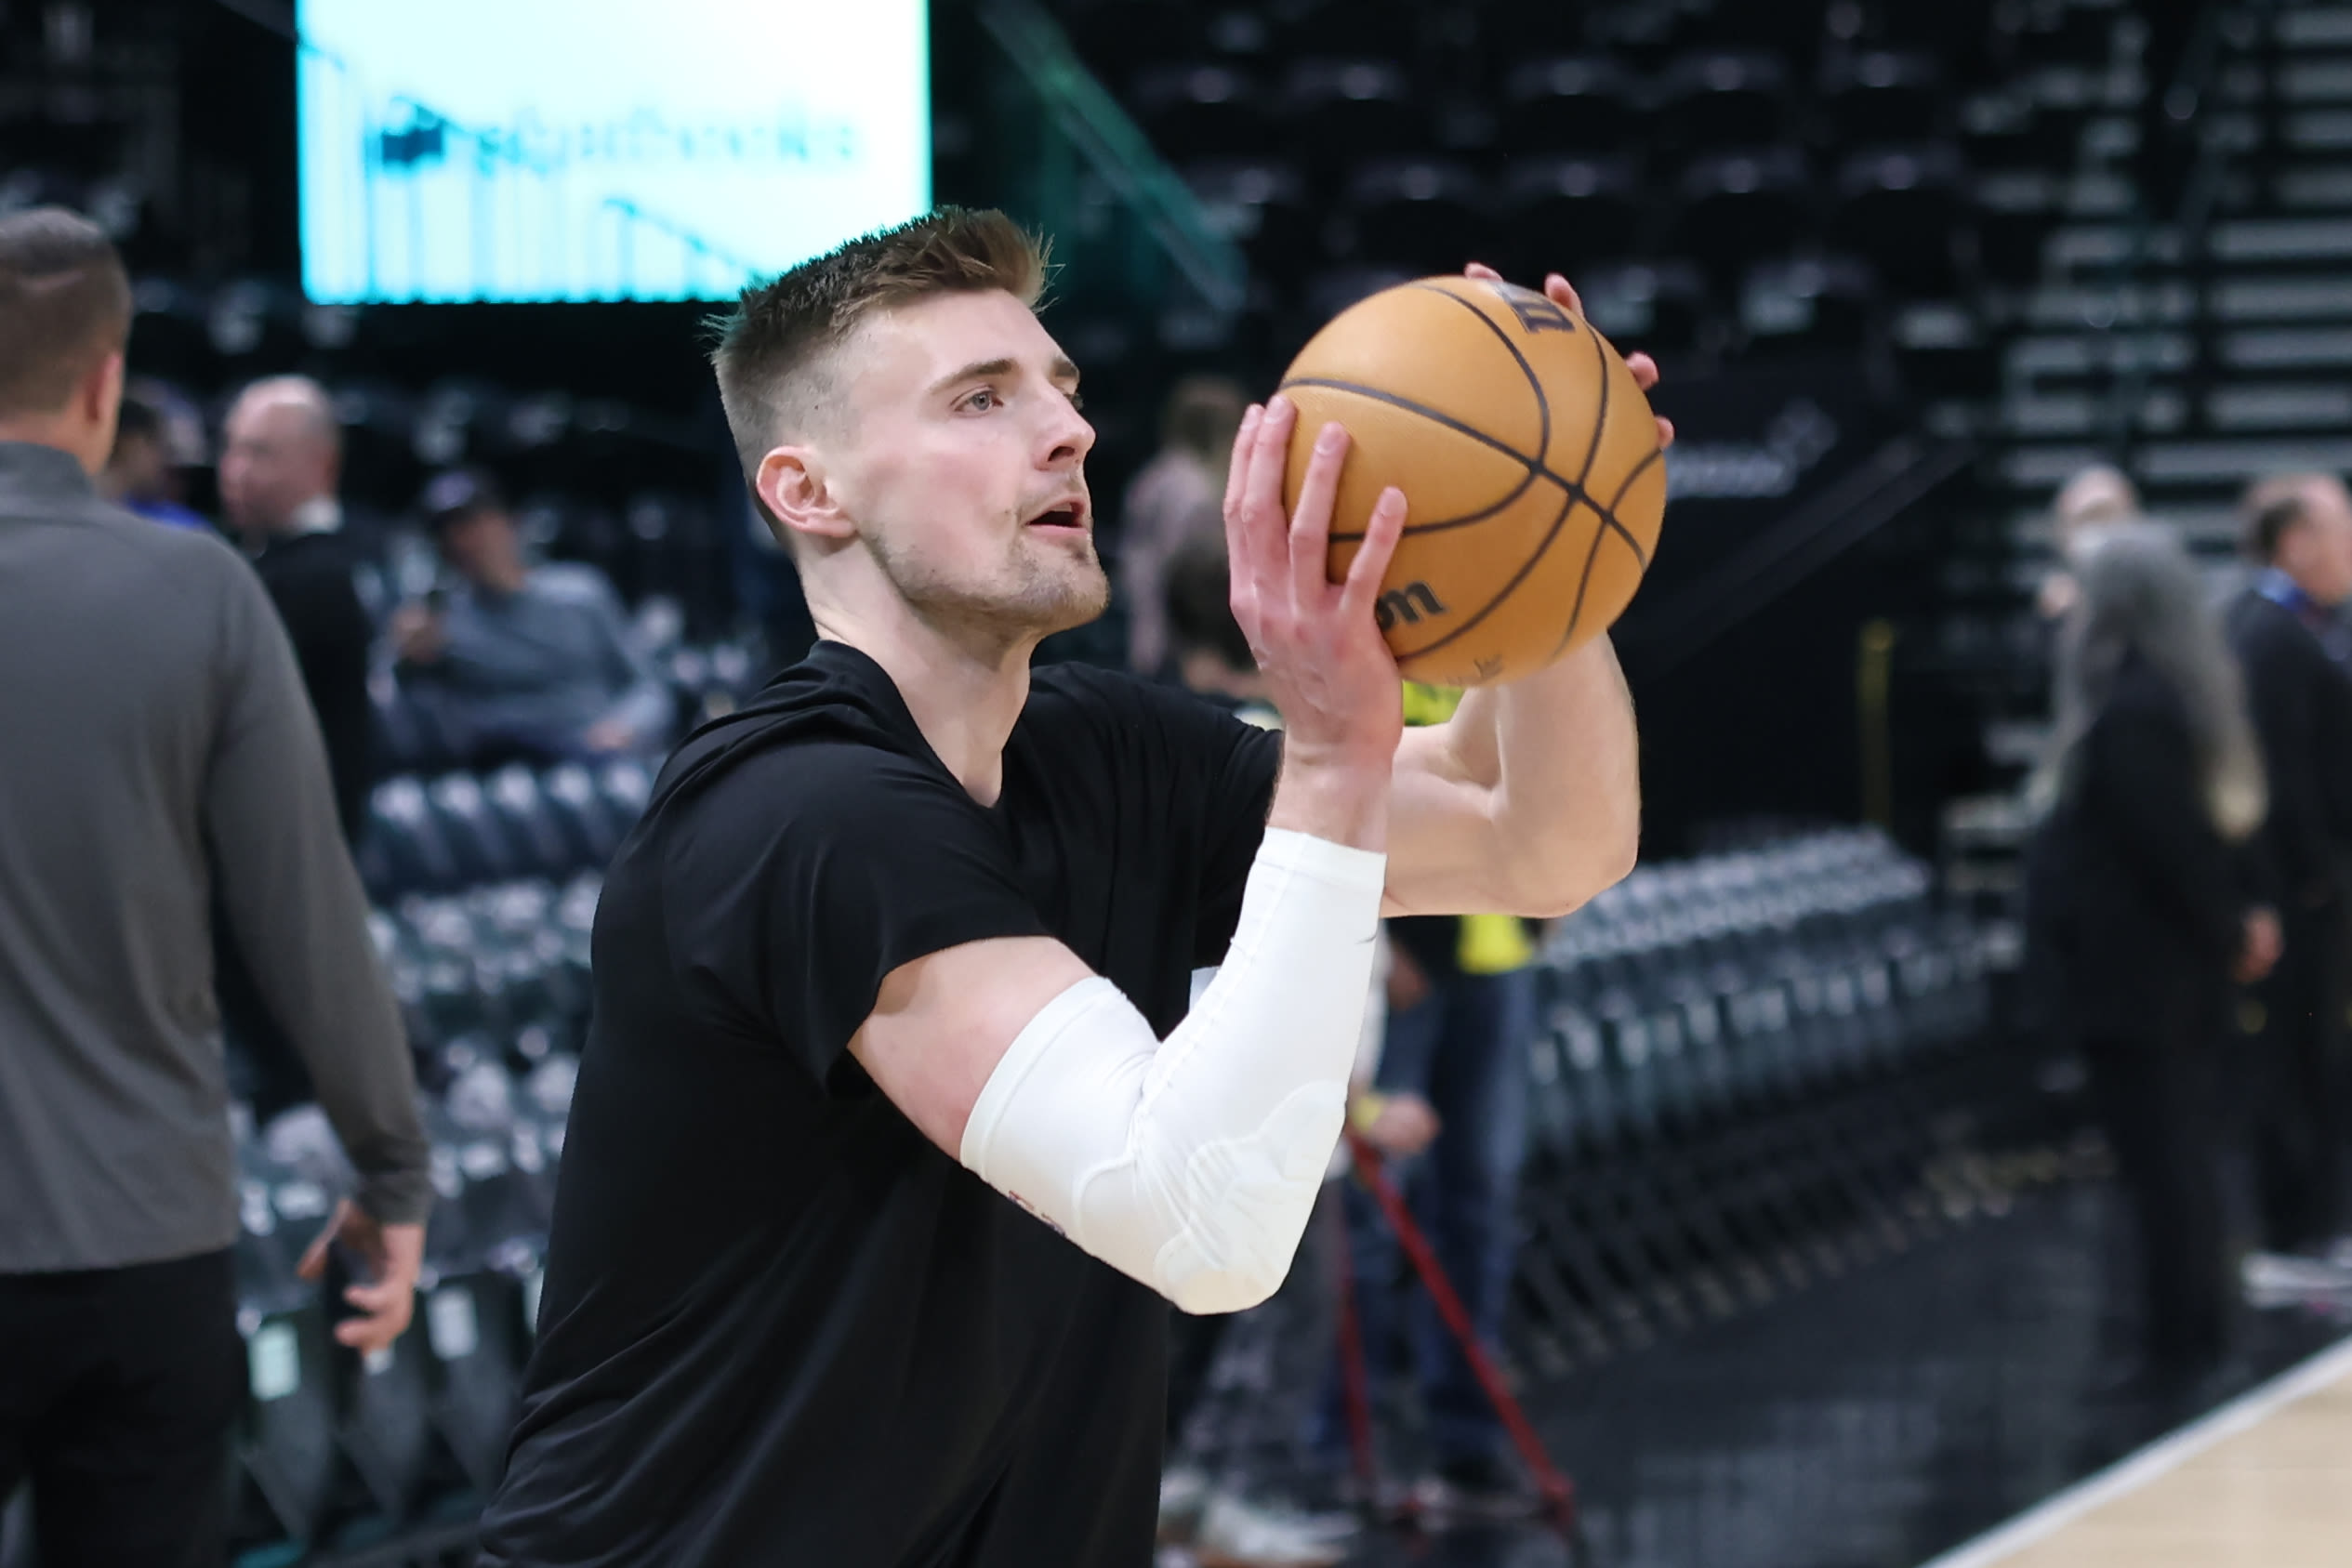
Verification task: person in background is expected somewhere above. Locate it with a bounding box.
[2226,474,2352,1281]
[1154,536,1439,1568]
[390,466,674,765]
[218,374,377,840]
[2027,525,2277,1391]
[1118,375,1248,677]
[0,206,429,1568]
[99,386,207,531]
[2037,463,2145,622]
[1327,679,1542,1522]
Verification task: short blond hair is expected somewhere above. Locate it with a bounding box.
[707,208,1048,502]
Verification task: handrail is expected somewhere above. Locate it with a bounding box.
[1618,436,1977,679]
[972,0,1249,316]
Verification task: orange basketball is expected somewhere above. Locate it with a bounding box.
[1279,276,1667,688]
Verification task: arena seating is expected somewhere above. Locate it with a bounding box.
[1512,829,1997,1370]
[199,822,2003,1562]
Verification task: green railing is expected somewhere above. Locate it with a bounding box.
[954,0,1249,336]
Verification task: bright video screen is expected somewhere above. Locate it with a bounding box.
[297,0,930,304]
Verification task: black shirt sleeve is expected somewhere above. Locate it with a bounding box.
[662,743,1050,1091]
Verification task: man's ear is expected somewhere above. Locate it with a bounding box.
[756,446,854,553]
[82,349,125,431]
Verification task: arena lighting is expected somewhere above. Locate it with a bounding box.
[297,0,931,304]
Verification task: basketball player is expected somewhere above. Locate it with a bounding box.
[477,209,1664,1566]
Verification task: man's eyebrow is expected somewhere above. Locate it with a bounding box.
[928,358,1015,397]
[926,356,1083,397]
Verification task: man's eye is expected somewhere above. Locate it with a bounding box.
[1066,389,1085,412]
[963,389,997,412]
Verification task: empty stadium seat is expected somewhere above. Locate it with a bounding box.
[1830,144,1968,296]
[1183,157,1320,291]
[1343,157,1491,275]
[1498,56,1644,156]
[1739,256,1879,351]
[1499,155,1646,279]
[1820,49,1945,144]
[1131,61,1270,158]
[1670,146,1815,289]
[1657,49,1793,151]
[1574,259,1712,352]
[1280,58,1424,163]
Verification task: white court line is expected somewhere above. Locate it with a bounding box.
[1913,1331,2352,1568]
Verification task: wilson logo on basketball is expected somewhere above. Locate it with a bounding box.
[1375,582,1448,631]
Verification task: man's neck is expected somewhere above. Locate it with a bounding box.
[0,420,103,476]
[813,600,1037,806]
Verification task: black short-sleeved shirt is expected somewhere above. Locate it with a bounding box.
[477,641,1281,1567]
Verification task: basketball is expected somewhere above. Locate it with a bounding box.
[1278,276,1668,689]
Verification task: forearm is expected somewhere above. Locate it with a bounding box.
[209,719,430,1225]
[1421,637,1641,913]
[959,830,1385,1312]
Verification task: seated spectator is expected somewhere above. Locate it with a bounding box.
[99,386,207,531]
[391,468,675,764]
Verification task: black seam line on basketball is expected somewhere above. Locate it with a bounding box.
[1276,368,1649,562]
[1563,318,1657,569]
[1325,442,1547,542]
[1392,468,1582,662]
[1599,444,1661,569]
[1552,444,1666,663]
[1276,376,1602,515]
[1574,305,1610,494]
[1402,280,1640,572]
[1401,282,1552,468]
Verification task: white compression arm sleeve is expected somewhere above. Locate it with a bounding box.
[958,828,1385,1313]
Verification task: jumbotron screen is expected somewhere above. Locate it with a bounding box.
[297,0,931,304]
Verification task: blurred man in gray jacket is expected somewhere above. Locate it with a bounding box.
[0,207,430,1566]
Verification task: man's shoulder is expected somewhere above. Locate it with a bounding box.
[1031,659,1255,732]
[61,497,248,581]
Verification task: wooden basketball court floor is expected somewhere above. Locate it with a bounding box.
[1916,1333,2352,1568]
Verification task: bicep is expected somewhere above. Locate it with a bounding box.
[850,936,1099,1156]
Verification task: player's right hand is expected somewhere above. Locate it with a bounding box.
[1222,393,1408,774]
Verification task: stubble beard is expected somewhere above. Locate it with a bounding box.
[870,529,1110,653]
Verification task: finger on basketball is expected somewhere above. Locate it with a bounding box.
[1338,487,1408,626]
[1657,415,1676,449]
[1288,422,1351,603]
[1623,351,1660,391]
[1463,261,1501,283]
[1543,271,1584,319]
[1240,396,1296,584]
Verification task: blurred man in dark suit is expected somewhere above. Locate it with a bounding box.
[2226,473,2352,1271]
[218,374,375,839]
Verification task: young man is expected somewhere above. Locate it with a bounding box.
[478,209,1656,1566]
[0,206,427,1568]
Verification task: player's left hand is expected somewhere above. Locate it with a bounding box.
[1463,262,1674,451]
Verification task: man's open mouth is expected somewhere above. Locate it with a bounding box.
[1025,501,1090,531]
